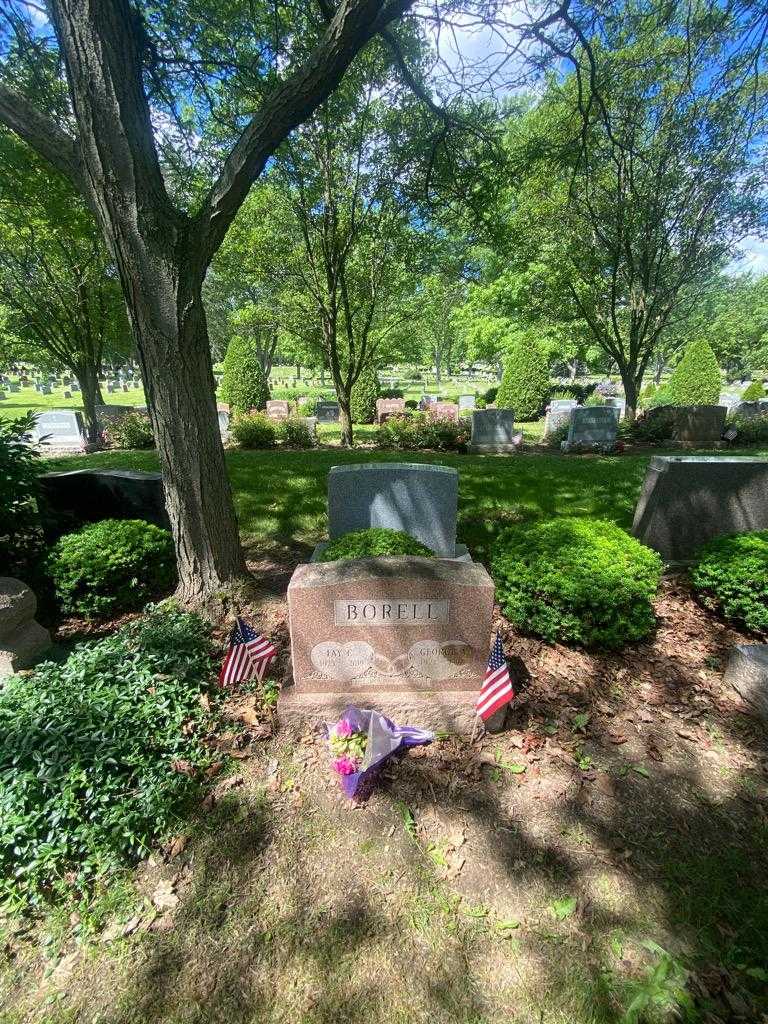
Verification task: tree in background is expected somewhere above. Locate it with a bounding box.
[742,379,766,401]
[220,336,270,414]
[665,340,721,406]
[350,363,380,423]
[0,132,131,443]
[495,334,550,420]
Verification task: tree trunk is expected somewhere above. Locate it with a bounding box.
[130,269,247,604]
[296,364,301,379]
[434,350,442,387]
[338,395,354,447]
[569,359,578,381]
[620,369,639,423]
[75,363,103,446]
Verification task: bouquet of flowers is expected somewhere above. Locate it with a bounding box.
[326,705,435,799]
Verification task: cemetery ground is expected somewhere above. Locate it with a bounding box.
[2,447,768,1024]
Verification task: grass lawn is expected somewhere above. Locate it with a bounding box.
[43,446,655,561]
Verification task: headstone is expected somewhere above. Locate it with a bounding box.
[122,384,130,392]
[324,463,463,558]
[458,395,476,412]
[544,399,577,435]
[40,385,51,395]
[564,406,619,449]
[29,410,85,449]
[632,455,768,561]
[63,391,71,399]
[107,383,115,393]
[604,397,626,419]
[419,394,439,410]
[375,398,406,424]
[315,400,340,423]
[39,469,170,536]
[266,400,291,421]
[282,556,495,732]
[671,405,727,447]
[427,402,460,423]
[0,578,51,678]
[735,400,768,420]
[469,409,522,453]
[724,645,768,720]
[0,392,5,400]
[8,383,19,393]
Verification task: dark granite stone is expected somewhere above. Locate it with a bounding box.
[631,455,768,561]
[39,468,170,538]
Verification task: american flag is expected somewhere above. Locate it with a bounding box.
[219,617,277,687]
[476,632,515,721]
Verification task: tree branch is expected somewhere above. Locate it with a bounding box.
[0,82,84,192]
[195,0,415,266]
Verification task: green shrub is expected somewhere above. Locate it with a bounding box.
[496,339,549,420]
[47,519,176,618]
[691,532,768,632]
[350,365,380,424]
[374,412,469,452]
[230,411,277,449]
[484,386,499,404]
[639,381,658,407]
[620,407,675,444]
[584,392,606,407]
[0,606,217,909]
[105,411,154,449]
[666,339,721,406]
[380,387,404,399]
[742,379,766,401]
[491,517,662,649]
[319,527,434,562]
[220,335,270,413]
[726,413,768,446]
[279,416,315,448]
[405,398,418,410]
[0,412,42,577]
[546,422,570,449]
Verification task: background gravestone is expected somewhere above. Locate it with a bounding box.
[565,406,619,448]
[376,398,406,423]
[632,455,768,561]
[315,400,340,423]
[469,409,522,453]
[735,400,768,420]
[672,405,726,447]
[544,399,577,435]
[266,400,291,421]
[30,410,85,449]
[325,463,463,558]
[458,394,476,412]
[427,402,459,423]
[40,468,170,537]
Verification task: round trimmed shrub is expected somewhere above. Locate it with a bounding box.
[496,339,549,420]
[666,339,721,406]
[279,416,315,448]
[742,379,766,401]
[220,335,270,413]
[47,519,176,618]
[105,411,154,450]
[690,531,768,632]
[318,527,435,562]
[350,365,380,424]
[491,517,662,648]
[484,386,498,404]
[230,411,277,449]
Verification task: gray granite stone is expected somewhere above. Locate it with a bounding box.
[30,410,85,448]
[632,455,768,561]
[40,468,170,536]
[735,400,768,420]
[0,578,51,678]
[458,394,476,411]
[327,462,459,557]
[315,401,340,423]
[565,406,619,448]
[671,405,727,447]
[724,645,768,719]
[469,409,522,453]
[544,399,577,435]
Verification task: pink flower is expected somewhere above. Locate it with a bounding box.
[333,719,353,739]
[332,755,357,776]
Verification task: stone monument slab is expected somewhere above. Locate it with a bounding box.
[672,405,726,447]
[40,468,170,536]
[565,406,619,448]
[376,398,406,423]
[326,462,460,557]
[315,400,340,423]
[735,400,768,420]
[427,402,460,423]
[266,400,291,421]
[281,556,494,731]
[0,578,51,678]
[724,645,768,720]
[30,410,85,449]
[458,394,476,411]
[469,409,522,453]
[632,455,768,561]
[544,399,577,435]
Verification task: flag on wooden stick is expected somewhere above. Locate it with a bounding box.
[219,617,277,687]
[476,632,514,721]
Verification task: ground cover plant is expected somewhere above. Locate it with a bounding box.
[0,411,42,576]
[318,527,434,561]
[491,517,663,648]
[47,519,176,618]
[0,607,217,910]
[691,531,768,632]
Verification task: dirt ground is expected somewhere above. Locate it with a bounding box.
[2,563,768,1024]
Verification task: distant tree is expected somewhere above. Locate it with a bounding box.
[350,364,380,424]
[666,340,721,406]
[220,336,270,414]
[742,379,766,401]
[496,334,550,420]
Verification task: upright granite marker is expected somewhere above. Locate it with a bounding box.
[266,400,291,421]
[40,468,170,537]
[315,400,340,423]
[325,463,463,558]
[632,456,768,561]
[29,410,85,449]
[376,398,406,423]
[427,402,460,423]
[671,405,726,447]
[469,409,522,453]
[724,645,768,720]
[283,556,494,731]
[544,399,577,435]
[564,406,619,450]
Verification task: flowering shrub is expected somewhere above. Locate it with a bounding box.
[374,412,468,452]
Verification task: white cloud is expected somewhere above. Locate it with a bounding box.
[726,235,768,278]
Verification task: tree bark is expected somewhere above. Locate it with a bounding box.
[75,363,103,445]
[338,395,354,447]
[619,366,640,423]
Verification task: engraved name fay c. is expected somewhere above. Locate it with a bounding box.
[334,598,449,626]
